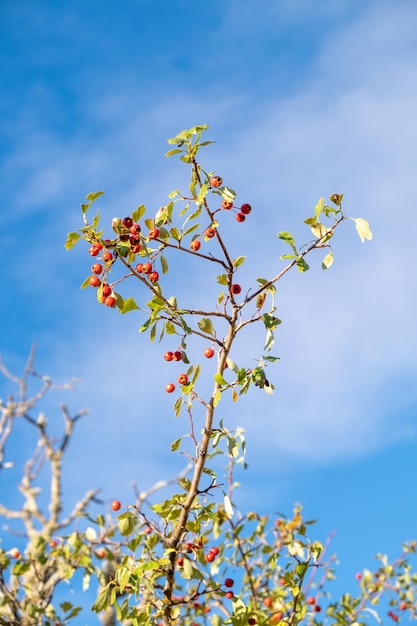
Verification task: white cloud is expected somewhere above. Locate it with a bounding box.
[2,1,417,489]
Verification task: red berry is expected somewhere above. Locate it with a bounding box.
[204,348,214,358]
[224,578,234,588]
[222,199,233,209]
[142,262,152,274]
[102,251,113,262]
[399,602,408,610]
[130,244,141,253]
[210,546,219,556]
[177,556,184,566]
[149,271,159,283]
[231,284,241,295]
[10,548,20,559]
[307,596,316,605]
[263,597,273,608]
[210,176,223,188]
[164,351,174,361]
[89,245,100,256]
[89,275,101,287]
[190,239,201,251]
[166,383,175,393]
[102,284,112,297]
[148,227,159,240]
[205,552,215,562]
[136,263,144,273]
[119,233,129,242]
[205,227,216,239]
[49,539,57,548]
[173,351,183,361]
[104,296,116,308]
[355,572,362,580]
[178,374,189,385]
[91,263,103,275]
[96,548,106,559]
[240,203,252,215]
[111,500,121,511]
[248,619,256,625]
[225,591,234,599]
[236,212,246,222]
[314,605,321,613]
[130,224,141,235]
[122,217,133,229]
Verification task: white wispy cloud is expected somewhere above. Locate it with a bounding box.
[2,1,417,501]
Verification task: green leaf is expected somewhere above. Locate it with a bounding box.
[160,254,169,274]
[132,204,146,222]
[278,231,295,245]
[174,397,182,417]
[92,210,100,229]
[262,313,281,330]
[165,321,177,335]
[120,297,139,314]
[213,390,222,407]
[314,197,324,219]
[169,226,180,241]
[171,437,183,452]
[118,514,136,536]
[182,556,193,580]
[232,256,246,268]
[198,317,214,335]
[183,223,200,237]
[165,148,183,157]
[65,232,81,250]
[296,562,308,577]
[80,275,92,289]
[85,191,104,203]
[296,257,309,272]
[322,252,334,269]
[92,586,112,612]
[217,274,229,285]
[197,183,208,205]
[354,217,373,243]
[221,186,236,202]
[214,373,228,386]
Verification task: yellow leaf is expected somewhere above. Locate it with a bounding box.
[354,218,373,243]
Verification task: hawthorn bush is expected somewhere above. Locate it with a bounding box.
[1,125,416,625]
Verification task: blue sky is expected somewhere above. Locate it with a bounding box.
[1,0,417,622]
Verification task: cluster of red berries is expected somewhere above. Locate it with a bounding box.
[187,175,252,252]
[205,545,219,563]
[135,262,159,283]
[164,348,216,392]
[87,216,163,303]
[210,173,252,223]
[88,243,118,307]
[164,350,184,393]
[388,610,399,622]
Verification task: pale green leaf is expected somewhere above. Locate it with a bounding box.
[224,494,234,519]
[198,317,214,334]
[232,256,246,267]
[322,252,334,270]
[354,217,373,243]
[65,232,81,250]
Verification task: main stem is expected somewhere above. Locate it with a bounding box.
[162,309,238,624]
